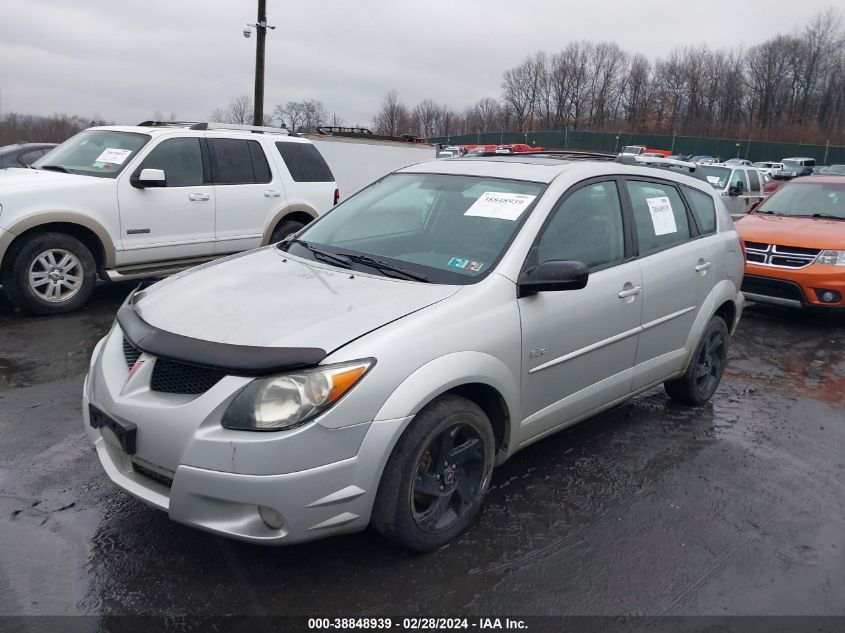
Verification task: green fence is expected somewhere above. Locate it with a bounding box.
[431,130,845,165]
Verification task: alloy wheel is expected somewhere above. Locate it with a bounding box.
[28,248,84,303]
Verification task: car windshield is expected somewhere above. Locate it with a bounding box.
[697,166,731,189]
[757,182,845,219]
[285,172,546,284]
[32,130,150,178]
[621,146,642,154]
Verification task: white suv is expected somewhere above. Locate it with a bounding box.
[0,122,338,314]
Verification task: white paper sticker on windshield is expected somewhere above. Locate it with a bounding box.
[94,148,132,165]
[706,176,721,184]
[646,196,677,236]
[464,192,536,221]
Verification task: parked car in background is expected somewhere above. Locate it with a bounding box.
[667,154,693,161]
[85,155,744,550]
[691,155,721,165]
[736,176,845,312]
[619,145,670,157]
[752,161,784,177]
[773,165,813,180]
[696,164,766,217]
[0,122,338,315]
[782,157,817,170]
[0,142,58,168]
[725,158,752,167]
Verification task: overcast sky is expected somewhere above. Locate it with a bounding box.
[0,0,838,127]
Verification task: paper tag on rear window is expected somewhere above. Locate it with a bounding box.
[646,196,677,236]
[95,148,132,165]
[464,192,536,221]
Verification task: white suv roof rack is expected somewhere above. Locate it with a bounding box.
[136,121,289,136]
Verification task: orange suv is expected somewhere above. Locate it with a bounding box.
[736,176,845,311]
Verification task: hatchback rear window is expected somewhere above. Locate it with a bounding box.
[275,142,334,182]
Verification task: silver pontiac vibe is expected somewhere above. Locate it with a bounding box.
[84,156,745,551]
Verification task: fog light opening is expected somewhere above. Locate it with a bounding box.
[814,289,841,304]
[258,505,285,530]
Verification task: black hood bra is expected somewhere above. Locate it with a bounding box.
[117,289,326,376]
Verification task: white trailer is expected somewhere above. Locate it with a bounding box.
[304,129,437,197]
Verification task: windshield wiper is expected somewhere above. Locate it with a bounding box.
[806,213,845,221]
[342,253,429,282]
[282,238,352,268]
[756,210,786,216]
[39,165,71,173]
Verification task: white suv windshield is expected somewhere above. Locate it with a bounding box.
[698,166,731,189]
[33,130,150,178]
[287,173,545,284]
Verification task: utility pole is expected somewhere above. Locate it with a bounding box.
[253,0,267,126]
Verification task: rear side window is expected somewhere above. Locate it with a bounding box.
[626,180,691,254]
[209,138,271,185]
[683,187,717,235]
[748,169,760,192]
[275,142,334,182]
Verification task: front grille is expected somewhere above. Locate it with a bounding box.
[123,337,141,369]
[132,461,174,488]
[744,242,820,269]
[122,332,225,395]
[742,275,806,303]
[150,359,226,395]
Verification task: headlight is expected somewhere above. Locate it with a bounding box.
[816,250,845,266]
[221,359,374,431]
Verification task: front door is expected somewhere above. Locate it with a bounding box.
[116,136,215,265]
[518,180,643,445]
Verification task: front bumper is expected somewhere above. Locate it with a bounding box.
[742,264,845,311]
[84,329,410,545]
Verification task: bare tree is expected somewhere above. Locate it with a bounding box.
[373,90,411,136]
[210,96,253,124]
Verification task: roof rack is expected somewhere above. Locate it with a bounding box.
[137,120,202,127]
[189,122,289,135]
[616,154,697,173]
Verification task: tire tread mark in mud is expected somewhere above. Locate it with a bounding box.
[653,503,792,617]
[469,486,654,576]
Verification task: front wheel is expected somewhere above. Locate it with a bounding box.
[371,394,495,551]
[2,232,96,315]
[664,316,729,405]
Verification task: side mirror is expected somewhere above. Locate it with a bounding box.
[728,182,744,196]
[133,168,166,188]
[518,260,589,298]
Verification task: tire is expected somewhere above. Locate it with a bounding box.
[664,316,729,406]
[2,232,96,315]
[371,394,495,552]
[270,219,306,243]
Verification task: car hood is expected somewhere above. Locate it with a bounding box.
[736,214,845,250]
[0,167,101,192]
[133,247,461,351]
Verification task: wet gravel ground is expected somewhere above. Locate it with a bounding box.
[0,283,843,617]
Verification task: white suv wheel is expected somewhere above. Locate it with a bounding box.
[28,248,85,303]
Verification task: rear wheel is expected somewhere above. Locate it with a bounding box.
[270,219,306,243]
[2,232,96,315]
[371,394,495,551]
[664,316,729,405]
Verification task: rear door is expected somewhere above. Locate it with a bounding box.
[623,178,716,390]
[209,137,284,254]
[518,179,643,443]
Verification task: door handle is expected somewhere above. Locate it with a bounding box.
[188,193,210,201]
[695,260,712,273]
[618,284,642,299]
[264,190,281,198]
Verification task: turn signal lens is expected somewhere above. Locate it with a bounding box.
[222,359,374,431]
